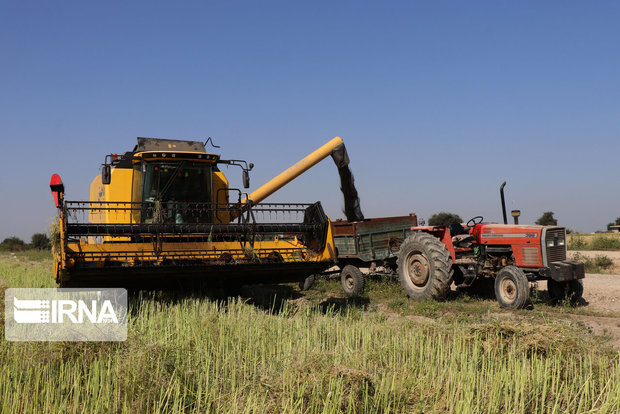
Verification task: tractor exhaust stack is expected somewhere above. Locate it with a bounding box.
[500,181,508,225]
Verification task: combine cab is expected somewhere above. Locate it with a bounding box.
[50,137,354,288]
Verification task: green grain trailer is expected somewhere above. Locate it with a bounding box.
[331,214,418,296]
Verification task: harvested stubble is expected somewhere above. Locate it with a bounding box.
[0,254,619,413]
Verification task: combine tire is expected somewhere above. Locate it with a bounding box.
[548,279,584,306]
[298,274,316,291]
[341,265,364,297]
[397,233,453,301]
[494,266,530,309]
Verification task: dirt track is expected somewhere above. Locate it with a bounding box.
[561,249,620,347]
[567,271,620,349]
[580,272,620,313]
[566,250,620,312]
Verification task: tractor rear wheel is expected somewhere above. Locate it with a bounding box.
[341,265,364,297]
[494,266,530,309]
[397,233,453,301]
[548,279,584,306]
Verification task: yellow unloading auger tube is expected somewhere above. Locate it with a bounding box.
[241,137,364,222]
[243,137,343,205]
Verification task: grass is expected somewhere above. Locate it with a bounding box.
[1,252,619,413]
[0,251,56,288]
[568,234,620,251]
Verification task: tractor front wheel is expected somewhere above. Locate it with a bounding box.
[548,279,584,306]
[494,266,530,309]
[397,233,453,301]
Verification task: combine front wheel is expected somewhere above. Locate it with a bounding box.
[397,233,453,301]
[494,266,530,309]
[299,274,316,291]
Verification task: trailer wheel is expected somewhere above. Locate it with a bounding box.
[397,233,453,301]
[548,279,584,306]
[299,274,316,291]
[494,266,530,309]
[341,265,364,297]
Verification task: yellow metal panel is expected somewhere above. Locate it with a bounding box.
[104,168,134,224]
[131,167,143,223]
[105,169,133,202]
[213,171,230,223]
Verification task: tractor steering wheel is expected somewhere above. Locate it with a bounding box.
[466,216,484,227]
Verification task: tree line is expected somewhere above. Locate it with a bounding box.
[0,234,50,251]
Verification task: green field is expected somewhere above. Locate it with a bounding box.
[1,252,619,413]
[568,233,620,251]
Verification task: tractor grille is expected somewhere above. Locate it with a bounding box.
[545,228,566,264]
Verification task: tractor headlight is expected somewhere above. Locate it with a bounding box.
[557,239,565,247]
[546,240,555,248]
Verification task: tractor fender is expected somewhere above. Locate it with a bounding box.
[408,227,456,262]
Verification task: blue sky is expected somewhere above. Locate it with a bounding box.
[1,1,618,241]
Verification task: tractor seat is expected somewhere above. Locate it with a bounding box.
[449,221,467,236]
[452,234,474,248]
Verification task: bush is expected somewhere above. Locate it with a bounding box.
[589,236,620,250]
[31,233,51,250]
[593,255,613,269]
[568,237,586,250]
[571,252,613,273]
[535,211,557,226]
[428,212,463,226]
[0,236,26,252]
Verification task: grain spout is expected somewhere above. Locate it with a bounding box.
[331,143,364,222]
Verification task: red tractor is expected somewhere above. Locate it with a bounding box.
[397,183,585,309]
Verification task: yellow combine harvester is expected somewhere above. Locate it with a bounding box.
[50,137,352,288]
